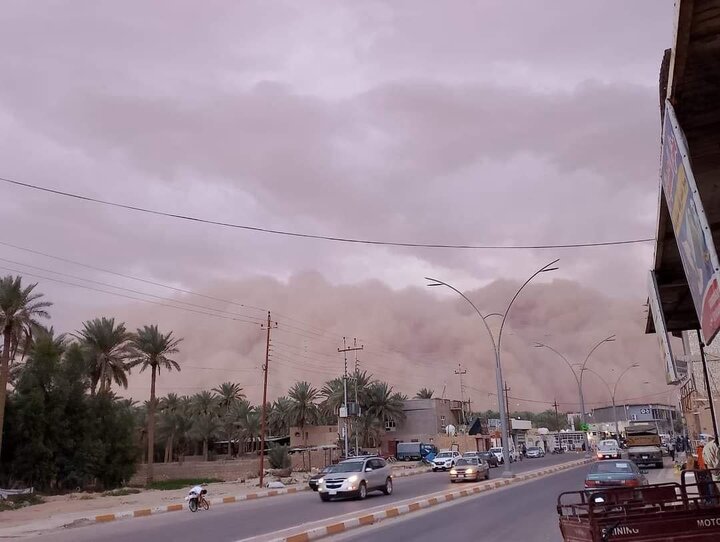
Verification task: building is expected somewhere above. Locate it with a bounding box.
[382,398,490,455]
[588,403,680,438]
[646,0,720,444]
[289,425,338,449]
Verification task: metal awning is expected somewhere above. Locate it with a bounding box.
[648,0,720,335]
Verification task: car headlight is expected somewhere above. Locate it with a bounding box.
[449,469,457,475]
[466,468,474,474]
[347,475,358,483]
[318,478,324,484]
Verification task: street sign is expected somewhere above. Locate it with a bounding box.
[649,270,679,384]
[660,100,720,344]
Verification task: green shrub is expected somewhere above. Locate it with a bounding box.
[268,445,291,469]
[146,478,221,491]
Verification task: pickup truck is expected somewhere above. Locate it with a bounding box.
[625,424,663,469]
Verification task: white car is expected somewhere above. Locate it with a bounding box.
[489,447,516,464]
[597,439,621,460]
[432,450,461,471]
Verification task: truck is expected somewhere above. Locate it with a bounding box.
[395,442,437,462]
[625,424,663,469]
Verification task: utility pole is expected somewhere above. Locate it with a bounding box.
[698,331,719,441]
[455,364,468,425]
[504,382,512,449]
[258,312,277,488]
[338,337,363,458]
[353,338,360,455]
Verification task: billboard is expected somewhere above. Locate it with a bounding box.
[660,100,720,344]
[648,270,679,384]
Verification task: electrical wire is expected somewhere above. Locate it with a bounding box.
[0,176,655,250]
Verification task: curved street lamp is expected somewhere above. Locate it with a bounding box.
[426,258,559,477]
[582,364,639,439]
[533,335,616,453]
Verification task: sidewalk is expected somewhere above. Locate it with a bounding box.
[0,464,431,538]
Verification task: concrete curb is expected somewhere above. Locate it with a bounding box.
[266,459,594,542]
[63,466,433,528]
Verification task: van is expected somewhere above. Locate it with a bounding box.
[597,439,621,460]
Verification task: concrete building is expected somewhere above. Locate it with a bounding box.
[382,398,491,455]
[289,425,338,449]
[588,403,679,438]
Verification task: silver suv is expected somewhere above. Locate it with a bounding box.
[317,457,393,501]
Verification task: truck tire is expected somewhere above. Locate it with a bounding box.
[656,462,664,469]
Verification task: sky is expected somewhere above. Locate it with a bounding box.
[0,1,678,412]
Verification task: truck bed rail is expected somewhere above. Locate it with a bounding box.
[557,470,720,541]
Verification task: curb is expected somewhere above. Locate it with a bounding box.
[266,459,594,542]
[66,466,433,528]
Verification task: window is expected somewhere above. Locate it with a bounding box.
[385,418,396,431]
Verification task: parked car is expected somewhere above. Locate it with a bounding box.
[525,446,545,458]
[475,451,499,467]
[449,457,490,483]
[317,457,393,501]
[584,460,648,489]
[488,447,515,464]
[596,439,622,460]
[432,450,461,471]
[308,466,332,491]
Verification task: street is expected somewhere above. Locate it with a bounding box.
[26,455,583,542]
[335,463,588,542]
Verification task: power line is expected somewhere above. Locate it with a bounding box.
[0,176,655,250]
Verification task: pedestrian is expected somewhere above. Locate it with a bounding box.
[704,436,720,477]
[670,440,676,462]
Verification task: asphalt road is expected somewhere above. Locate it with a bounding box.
[32,454,583,542]
[336,464,589,542]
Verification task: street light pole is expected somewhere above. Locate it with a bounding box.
[534,335,615,454]
[580,364,639,440]
[427,258,558,478]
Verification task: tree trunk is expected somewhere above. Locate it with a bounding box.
[146,365,157,485]
[0,329,12,458]
[165,434,174,463]
[203,439,209,461]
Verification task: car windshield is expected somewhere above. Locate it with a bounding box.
[527,447,540,452]
[490,448,502,453]
[591,462,634,474]
[436,452,453,458]
[456,458,478,466]
[327,462,364,473]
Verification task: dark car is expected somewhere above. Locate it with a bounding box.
[308,466,332,491]
[584,460,648,489]
[473,451,499,468]
[449,458,489,483]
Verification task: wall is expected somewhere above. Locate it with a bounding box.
[289,425,338,448]
[130,458,260,485]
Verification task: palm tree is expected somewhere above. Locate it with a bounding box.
[415,388,434,399]
[366,382,406,426]
[128,325,182,484]
[268,396,292,436]
[355,412,384,448]
[287,381,320,448]
[191,391,219,459]
[0,275,52,456]
[239,409,260,453]
[76,317,131,394]
[158,393,183,462]
[320,377,344,418]
[212,382,245,414]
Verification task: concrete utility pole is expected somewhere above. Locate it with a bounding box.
[504,382,512,449]
[259,311,277,488]
[338,337,363,458]
[698,331,719,441]
[553,400,560,431]
[353,338,361,455]
[455,364,468,425]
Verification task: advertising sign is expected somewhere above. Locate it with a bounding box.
[648,270,679,384]
[661,100,720,344]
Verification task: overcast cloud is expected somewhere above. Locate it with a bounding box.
[0,1,676,409]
